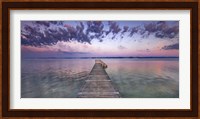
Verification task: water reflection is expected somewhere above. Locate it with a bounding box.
[104,58,179,98]
[21,58,179,98]
[21,59,93,98]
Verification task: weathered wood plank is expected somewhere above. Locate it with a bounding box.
[78,60,120,98]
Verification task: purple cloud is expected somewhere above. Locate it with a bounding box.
[21,21,179,47]
[161,43,179,50]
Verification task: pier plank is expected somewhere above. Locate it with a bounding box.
[78,60,120,98]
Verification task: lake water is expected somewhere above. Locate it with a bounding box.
[21,58,179,98]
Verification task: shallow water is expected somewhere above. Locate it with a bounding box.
[21,58,179,98]
[103,58,179,98]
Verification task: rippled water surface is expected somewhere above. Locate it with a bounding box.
[21,58,179,98]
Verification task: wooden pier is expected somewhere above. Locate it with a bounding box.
[78,60,120,98]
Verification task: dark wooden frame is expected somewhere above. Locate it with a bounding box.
[2,1,198,117]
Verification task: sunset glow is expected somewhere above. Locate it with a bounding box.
[21,21,179,58]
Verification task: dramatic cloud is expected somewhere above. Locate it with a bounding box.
[129,26,140,37]
[106,21,121,39]
[142,21,179,39]
[22,21,91,47]
[120,26,129,38]
[21,21,179,48]
[121,26,129,34]
[34,21,64,27]
[161,43,179,50]
[86,21,104,41]
[35,21,50,27]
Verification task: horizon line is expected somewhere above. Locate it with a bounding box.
[22,56,179,59]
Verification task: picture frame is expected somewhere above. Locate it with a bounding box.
[1,1,198,117]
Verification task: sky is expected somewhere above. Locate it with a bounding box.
[21,21,179,58]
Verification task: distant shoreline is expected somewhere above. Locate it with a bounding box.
[22,57,179,60]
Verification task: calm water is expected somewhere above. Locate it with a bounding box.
[21,58,179,98]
